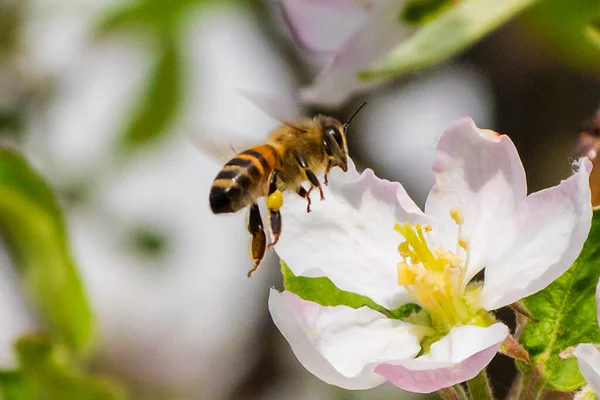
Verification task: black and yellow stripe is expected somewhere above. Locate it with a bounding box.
[209,145,280,214]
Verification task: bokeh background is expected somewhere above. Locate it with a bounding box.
[0,0,599,399]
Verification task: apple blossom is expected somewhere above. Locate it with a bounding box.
[269,118,592,393]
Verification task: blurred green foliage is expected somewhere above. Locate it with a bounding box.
[361,0,541,80]
[520,210,600,391]
[0,335,124,400]
[0,149,93,354]
[401,0,456,25]
[523,0,600,73]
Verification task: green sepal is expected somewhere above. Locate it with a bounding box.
[0,335,124,400]
[520,210,600,391]
[360,0,540,81]
[281,261,422,322]
[0,149,93,353]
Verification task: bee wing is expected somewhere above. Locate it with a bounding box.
[238,89,301,124]
[187,129,260,164]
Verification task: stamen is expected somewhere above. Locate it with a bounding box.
[397,262,416,285]
[458,237,469,251]
[450,207,463,225]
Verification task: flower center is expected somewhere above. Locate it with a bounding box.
[395,207,480,329]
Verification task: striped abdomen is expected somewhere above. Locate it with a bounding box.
[210,145,280,214]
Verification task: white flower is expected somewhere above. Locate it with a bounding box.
[280,0,410,107]
[269,118,592,393]
[573,279,600,395]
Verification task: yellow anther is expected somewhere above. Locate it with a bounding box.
[397,262,416,285]
[267,190,284,211]
[450,207,464,225]
[398,241,412,258]
[435,246,446,256]
[410,253,420,265]
[424,225,433,233]
[458,237,469,251]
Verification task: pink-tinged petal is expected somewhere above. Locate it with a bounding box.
[300,0,412,107]
[274,159,430,310]
[425,118,527,285]
[481,159,592,310]
[281,0,369,52]
[268,290,426,390]
[574,344,600,395]
[374,323,508,393]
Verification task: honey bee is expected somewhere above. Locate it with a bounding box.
[209,103,366,277]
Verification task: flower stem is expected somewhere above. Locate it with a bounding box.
[438,384,469,400]
[466,370,494,400]
[509,367,546,400]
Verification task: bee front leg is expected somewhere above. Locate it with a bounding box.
[297,186,312,213]
[294,152,325,200]
[247,203,266,277]
[324,159,332,186]
[267,170,284,249]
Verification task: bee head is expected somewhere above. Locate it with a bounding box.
[321,102,366,173]
[322,122,348,172]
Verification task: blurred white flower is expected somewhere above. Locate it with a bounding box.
[280,0,411,107]
[270,119,592,392]
[21,2,301,398]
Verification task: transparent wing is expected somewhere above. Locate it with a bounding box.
[238,89,302,124]
[187,128,261,164]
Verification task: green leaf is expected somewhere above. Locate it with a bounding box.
[7,335,124,400]
[520,209,600,391]
[0,149,93,353]
[401,0,456,25]
[281,261,421,320]
[0,371,30,400]
[119,36,181,152]
[360,0,540,81]
[523,0,600,72]
[96,0,205,35]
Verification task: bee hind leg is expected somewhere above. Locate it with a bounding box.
[266,170,284,249]
[247,203,266,277]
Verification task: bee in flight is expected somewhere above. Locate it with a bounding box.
[209,103,366,277]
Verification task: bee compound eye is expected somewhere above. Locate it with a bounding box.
[325,126,344,148]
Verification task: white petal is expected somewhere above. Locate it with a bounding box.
[425,118,527,285]
[275,159,430,310]
[574,344,600,395]
[481,159,592,310]
[300,0,411,107]
[268,290,425,390]
[374,323,508,393]
[280,0,369,52]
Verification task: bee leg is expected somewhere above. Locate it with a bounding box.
[297,186,312,213]
[267,170,284,249]
[247,203,266,277]
[306,169,325,200]
[324,159,332,186]
[294,152,325,200]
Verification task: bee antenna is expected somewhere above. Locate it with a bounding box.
[343,101,367,129]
